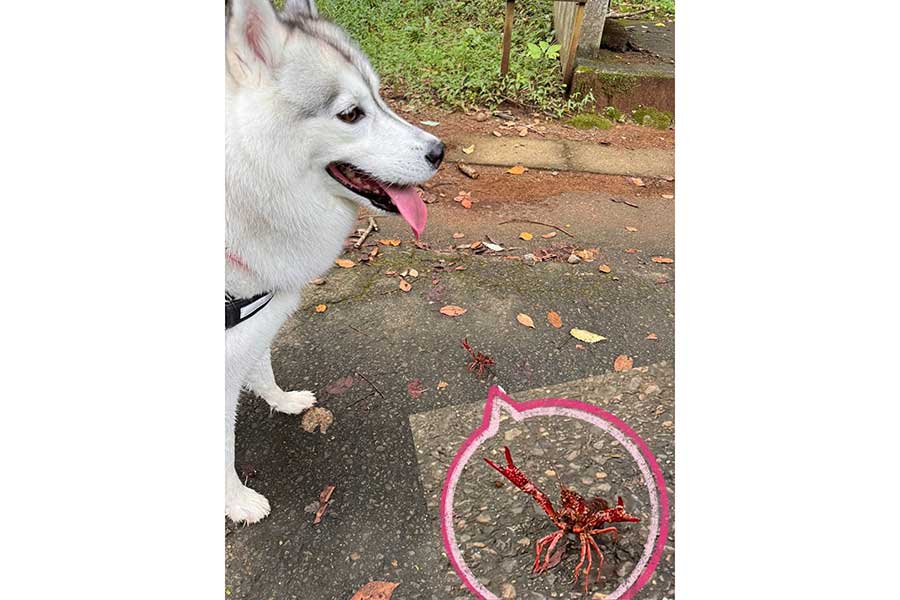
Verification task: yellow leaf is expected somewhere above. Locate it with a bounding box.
[439,305,467,317]
[519,232,533,241]
[378,239,401,246]
[462,144,475,154]
[507,165,526,175]
[547,311,562,329]
[335,259,355,268]
[598,264,612,273]
[569,328,607,344]
[315,304,327,313]
[517,313,535,328]
[613,355,634,372]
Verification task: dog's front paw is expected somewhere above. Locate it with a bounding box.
[225,484,271,524]
[267,390,316,414]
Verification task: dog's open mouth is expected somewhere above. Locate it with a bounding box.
[327,162,427,239]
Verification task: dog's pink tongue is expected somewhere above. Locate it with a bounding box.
[386,185,427,240]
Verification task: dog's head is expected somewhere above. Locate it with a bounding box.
[226,0,443,239]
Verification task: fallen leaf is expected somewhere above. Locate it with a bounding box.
[315,304,327,313]
[301,407,335,435]
[384,270,397,276]
[453,191,471,203]
[518,127,528,137]
[574,248,598,262]
[369,246,379,257]
[458,163,479,179]
[598,264,612,273]
[624,248,638,254]
[519,232,533,241]
[492,130,502,137]
[324,375,355,395]
[483,241,504,252]
[646,332,658,340]
[547,311,562,329]
[661,194,674,199]
[439,305,467,317]
[310,278,326,285]
[570,328,607,343]
[335,258,355,268]
[470,241,482,249]
[437,381,449,390]
[452,232,465,239]
[378,239,401,246]
[507,165,526,175]
[399,279,412,292]
[541,231,557,239]
[651,256,674,264]
[420,120,440,126]
[408,268,419,277]
[629,177,646,187]
[613,355,634,372]
[517,313,535,328]
[462,144,475,154]
[350,581,400,600]
[407,380,424,399]
[625,226,638,232]
[313,484,336,524]
[461,198,472,209]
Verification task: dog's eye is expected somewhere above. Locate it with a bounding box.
[337,106,365,124]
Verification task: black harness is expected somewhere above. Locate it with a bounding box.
[225,291,274,329]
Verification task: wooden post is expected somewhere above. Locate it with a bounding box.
[500,0,515,76]
[562,0,587,91]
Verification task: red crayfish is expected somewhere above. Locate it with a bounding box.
[461,338,494,378]
[484,446,640,593]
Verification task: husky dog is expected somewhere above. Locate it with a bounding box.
[225,0,444,523]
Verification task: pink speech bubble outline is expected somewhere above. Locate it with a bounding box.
[440,386,670,600]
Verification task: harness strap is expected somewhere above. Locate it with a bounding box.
[225,291,274,329]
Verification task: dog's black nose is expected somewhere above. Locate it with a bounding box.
[425,141,445,168]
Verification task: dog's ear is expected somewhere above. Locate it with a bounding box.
[281,0,318,20]
[227,0,287,74]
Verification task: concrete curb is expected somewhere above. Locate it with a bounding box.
[444,134,674,179]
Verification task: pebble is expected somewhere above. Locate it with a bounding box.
[523,253,537,265]
[544,469,557,477]
[350,552,361,561]
[643,383,662,395]
[476,512,492,524]
[595,471,608,479]
[475,112,490,122]
[567,254,582,264]
[517,537,531,546]
[500,583,517,599]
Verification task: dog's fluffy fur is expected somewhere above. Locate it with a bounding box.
[225,0,442,523]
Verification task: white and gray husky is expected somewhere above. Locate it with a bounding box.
[225,0,443,523]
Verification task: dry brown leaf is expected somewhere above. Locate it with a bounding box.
[625,226,638,232]
[651,256,674,264]
[614,355,634,372]
[516,313,535,328]
[350,581,400,600]
[574,248,598,262]
[507,165,526,175]
[369,247,379,257]
[598,264,612,274]
[470,241,482,249]
[629,177,646,187]
[461,198,472,209]
[519,232,533,241]
[437,381,449,390]
[301,407,334,434]
[624,248,638,254]
[314,304,327,313]
[452,232,465,239]
[399,279,412,292]
[547,311,562,329]
[646,333,658,340]
[313,484,336,524]
[378,239,401,247]
[335,258,355,268]
[661,194,674,199]
[439,305,467,317]
[541,231,557,239]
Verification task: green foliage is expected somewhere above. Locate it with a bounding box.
[602,106,623,122]
[569,113,613,130]
[313,0,593,115]
[611,0,675,18]
[630,105,673,129]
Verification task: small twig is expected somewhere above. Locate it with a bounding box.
[355,371,385,400]
[498,219,575,238]
[354,217,377,248]
[608,7,654,19]
[610,197,640,209]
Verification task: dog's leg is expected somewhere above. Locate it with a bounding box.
[225,379,270,523]
[245,348,317,414]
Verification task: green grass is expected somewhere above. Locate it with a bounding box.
[611,0,675,19]
[308,0,594,115]
[569,113,613,130]
[631,105,673,129]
